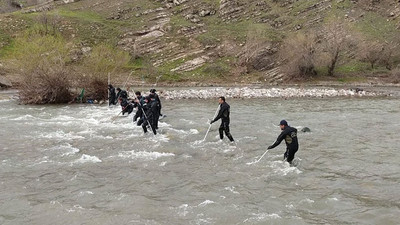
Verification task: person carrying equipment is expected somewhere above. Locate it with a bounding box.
[267,120,299,164]
[120,98,133,115]
[149,89,162,116]
[210,96,234,142]
[133,91,145,125]
[116,88,128,101]
[141,96,158,135]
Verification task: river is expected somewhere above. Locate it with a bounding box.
[0,89,399,224]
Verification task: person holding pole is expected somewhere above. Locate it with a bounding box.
[267,120,299,164]
[133,91,145,125]
[141,96,158,135]
[210,96,234,142]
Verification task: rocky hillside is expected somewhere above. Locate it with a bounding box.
[1,0,400,86]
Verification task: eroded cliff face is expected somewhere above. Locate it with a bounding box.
[1,0,399,84]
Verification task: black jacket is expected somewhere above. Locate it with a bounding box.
[150,93,161,109]
[269,126,298,150]
[143,100,159,122]
[212,102,230,123]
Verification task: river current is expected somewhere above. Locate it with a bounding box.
[0,90,399,225]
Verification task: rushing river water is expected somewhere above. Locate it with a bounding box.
[1,90,400,225]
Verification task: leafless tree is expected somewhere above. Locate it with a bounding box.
[379,41,400,70]
[319,18,354,76]
[358,40,383,69]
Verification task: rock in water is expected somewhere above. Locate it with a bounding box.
[301,127,311,132]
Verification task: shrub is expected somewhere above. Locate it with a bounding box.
[78,43,131,100]
[6,32,73,104]
[280,32,317,78]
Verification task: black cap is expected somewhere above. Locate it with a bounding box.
[279,120,288,126]
[150,89,156,93]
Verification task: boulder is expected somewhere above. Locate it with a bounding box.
[0,76,12,88]
[301,127,311,132]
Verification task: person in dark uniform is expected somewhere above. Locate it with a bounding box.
[120,98,133,115]
[108,84,116,105]
[149,89,162,116]
[149,89,161,129]
[116,88,128,101]
[141,96,158,135]
[268,120,299,164]
[210,96,234,142]
[133,91,145,125]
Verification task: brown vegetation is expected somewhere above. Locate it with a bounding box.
[5,31,73,104]
[280,32,317,79]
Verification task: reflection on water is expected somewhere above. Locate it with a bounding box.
[1,96,400,225]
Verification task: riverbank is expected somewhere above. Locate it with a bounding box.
[2,84,399,103]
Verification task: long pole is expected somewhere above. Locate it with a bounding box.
[107,73,110,106]
[122,71,134,90]
[253,141,275,163]
[255,149,269,163]
[202,105,220,142]
[111,104,128,122]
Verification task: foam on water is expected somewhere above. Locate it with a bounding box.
[74,154,102,164]
[198,200,215,207]
[10,114,38,121]
[39,130,85,140]
[269,160,302,176]
[224,186,240,194]
[243,213,281,223]
[45,143,80,156]
[117,150,175,160]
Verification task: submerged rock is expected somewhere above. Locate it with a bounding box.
[301,127,311,132]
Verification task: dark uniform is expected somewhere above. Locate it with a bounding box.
[268,122,299,164]
[120,98,133,115]
[142,97,159,135]
[149,89,162,129]
[133,93,145,125]
[211,101,234,142]
[108,85,116,105]
[116,88,128,101]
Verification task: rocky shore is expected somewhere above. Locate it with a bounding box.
[160,87,390,100]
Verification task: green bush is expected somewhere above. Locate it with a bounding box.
[5,32,73,104]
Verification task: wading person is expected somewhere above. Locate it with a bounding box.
[149,89,162,117]
[108,84,116,106]
[116,88,128,101]
[142,96,158,135]
[120,97,133,115]
[267,120,299,164]
[210,96,234,142]
[133,91,145,125]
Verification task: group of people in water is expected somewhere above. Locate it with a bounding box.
[108,85,162,135]
[108,85,299,164]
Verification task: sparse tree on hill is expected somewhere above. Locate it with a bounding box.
[319,18,354,76]
[359,40,383,69]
